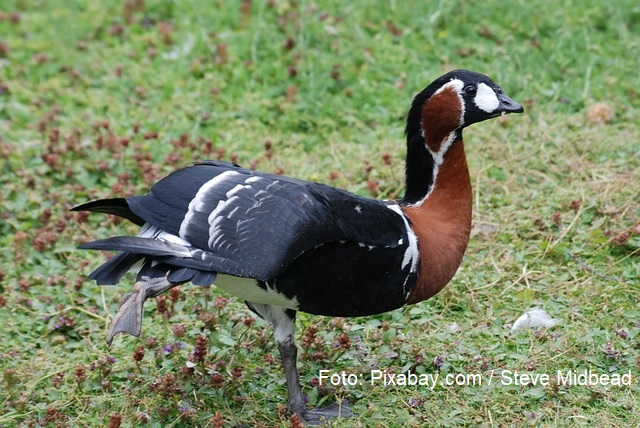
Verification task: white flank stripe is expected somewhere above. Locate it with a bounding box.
[225,183,251,199]
[179,170,242,238]
[207,195,242,249]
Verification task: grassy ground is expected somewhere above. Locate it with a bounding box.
[1,0,639,426]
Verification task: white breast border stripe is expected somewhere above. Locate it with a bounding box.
[385,204,419,273]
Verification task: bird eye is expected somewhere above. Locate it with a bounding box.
[463,85,477,96]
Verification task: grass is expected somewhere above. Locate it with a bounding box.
[1,0,639,426]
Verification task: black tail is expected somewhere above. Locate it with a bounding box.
[78,236,191,257]
[72,198,145,226]
[89,252,143,285]
[79,236,220,286]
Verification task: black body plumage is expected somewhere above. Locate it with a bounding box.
[75,160,417,315]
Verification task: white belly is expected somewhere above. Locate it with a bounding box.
[213,274,299,309]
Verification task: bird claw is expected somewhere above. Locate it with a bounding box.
[106,277,177,345]
[300,401,353,426]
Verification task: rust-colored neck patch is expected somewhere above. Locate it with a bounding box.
[402,139,472,304]
[421,85,463,154]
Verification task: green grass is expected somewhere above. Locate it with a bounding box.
[1,0,639,426]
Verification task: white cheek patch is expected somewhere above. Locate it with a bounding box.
[474,83,500,113]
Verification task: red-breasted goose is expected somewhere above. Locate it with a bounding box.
[73,69,523,424]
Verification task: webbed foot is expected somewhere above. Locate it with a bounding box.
[298,401,353,426]
[106,276,178,344]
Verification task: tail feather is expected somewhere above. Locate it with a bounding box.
[89,252,143,285]
[192,271,217,286]
[72,198,145,226]
[163,267,215,286]
[167,267,197,283]
[78,236,191,258]
[80,236,223,284]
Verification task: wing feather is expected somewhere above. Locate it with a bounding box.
[78,160,409,281]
